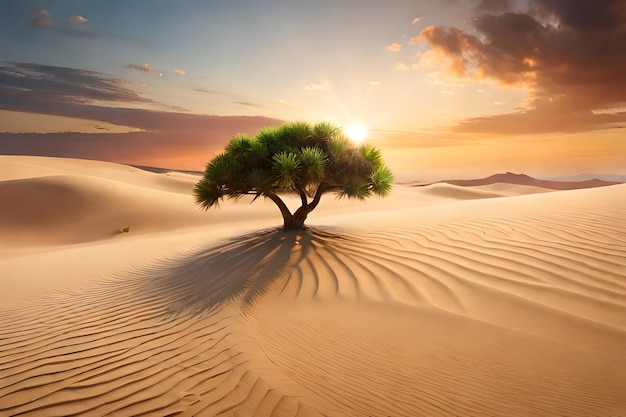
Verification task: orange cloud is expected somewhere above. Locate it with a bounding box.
[69,16,88,24]
[173,68,186,75]
[32,9,53,27]
[387,42,402,52]
[395,62,409,71]
[418,2,626,134]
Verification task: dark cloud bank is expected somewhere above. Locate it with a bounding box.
[421,0,626,134]
[0,63,281,169]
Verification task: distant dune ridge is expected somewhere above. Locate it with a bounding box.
[421,171,622,190]
[1,156,625,416]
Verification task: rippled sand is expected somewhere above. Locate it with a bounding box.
[1,156,625,416]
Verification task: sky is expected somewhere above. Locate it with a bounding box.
[1,0,625,178]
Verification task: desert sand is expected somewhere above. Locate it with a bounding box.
[1,155,625,416]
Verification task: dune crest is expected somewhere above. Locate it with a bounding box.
[421,182,504,199]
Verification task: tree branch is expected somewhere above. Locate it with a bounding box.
[295,184,308,208]
[307,182,329,211]
[264,191,293,220]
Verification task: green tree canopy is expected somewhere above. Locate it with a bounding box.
[194,121,393,230]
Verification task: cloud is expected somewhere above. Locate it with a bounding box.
[530,0,626,31]
[69,15,88,24]
[412,17,422,24]
[454,108,625,135]
[30,10,96,37]
[395,62,409,71]
[418,0,626,134]
[234,101,263,108]
[126,64,186,76]
[193,88,218,95]
[32,9,53,27]
[0,62,278,134]
[0,62,153,105]
[0,63,282,170]
[387,42,402,52]
[304,81,330,91]
[369,81,382,86]
[126,63,153,72]
[0,122,279,171]
[408,34,421,45]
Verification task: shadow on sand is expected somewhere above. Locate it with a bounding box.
[141,226,347,317]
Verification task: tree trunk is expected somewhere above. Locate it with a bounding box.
[265,191,309,230]
[283,206,309,230]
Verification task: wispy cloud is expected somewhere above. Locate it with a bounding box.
[395,62,409,71]
[304,81,330,91]
[126,63,153,72]
[69,15,88,24]
[126,64,186,76]
[234,101,263,108]
[193,88,218,95]
[412,17,422,24]
[408,34,421,45]
[31,9,53,27]
[387,42,402,52]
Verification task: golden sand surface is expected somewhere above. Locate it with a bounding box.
[1,156,625,416]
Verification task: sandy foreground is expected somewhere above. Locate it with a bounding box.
[0,155,625,416]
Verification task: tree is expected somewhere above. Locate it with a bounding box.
[194,121,394,230]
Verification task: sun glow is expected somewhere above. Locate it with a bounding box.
[344,123,369,144]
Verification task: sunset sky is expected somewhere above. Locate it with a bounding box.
[1,0,625,178]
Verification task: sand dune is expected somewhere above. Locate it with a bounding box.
[0,155,199,194]
[439,172,621,190]
[1,157,625,416]
[0,172,227,247]
[0,157,282,248]
[421,182,504,199]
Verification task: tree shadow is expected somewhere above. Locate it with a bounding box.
[142,226,347,317]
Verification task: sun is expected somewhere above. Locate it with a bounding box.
[344,123,369,144]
